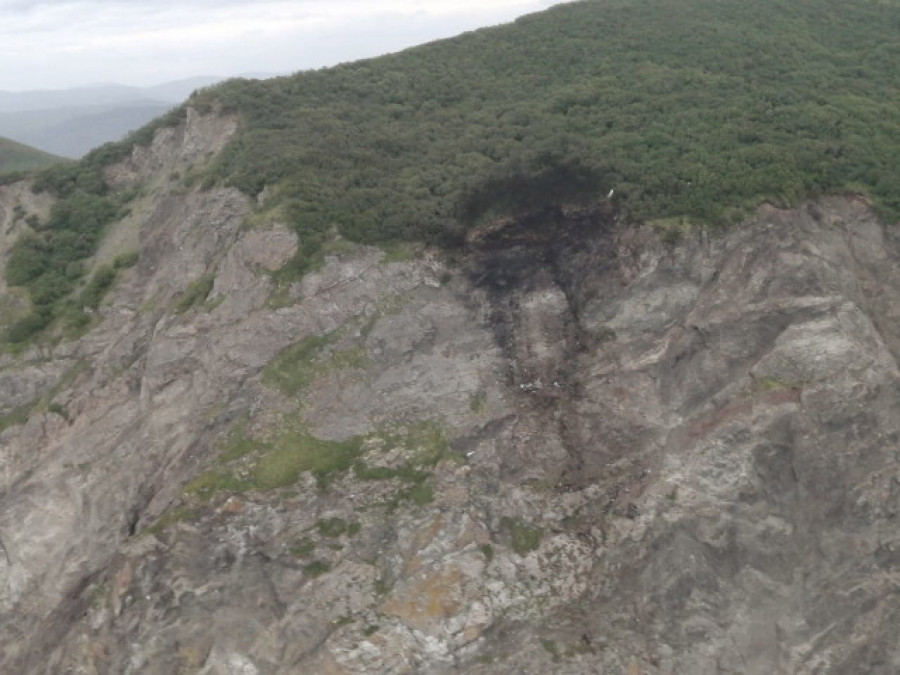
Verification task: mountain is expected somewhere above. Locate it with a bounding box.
[0,77,223,113]
[185,0,900,250]
[0,101,174,159]
[1,1,900,673]
[0,135,64,173]
[0,77,226,158]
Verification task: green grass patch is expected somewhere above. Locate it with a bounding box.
[406,482,434,506]
[469,390,487,413]
[316,517,350,537]
[352,420,453,484]
[113,250,140,269]
[257,431,363,489]
[290,537,316,558]
[217,419,263,463]
[0,137,64,173]
[184,416,453,501]
[751,375,804,393]
[77,265,117,309]
[379,242,420,264]
[502,517,543,555]
[0,359,90,431]
[404,420,449,462]
[261,329,369,398]
[261,333,336,395]
[303,560,330,577]
[184,470,252,500]
[175,274,216,314]
[145,506,196,536]
[331,347,367,370]
[540,638,561,662]
[0,402,33,433]
[311,516,361,538]
[46,402,69,421]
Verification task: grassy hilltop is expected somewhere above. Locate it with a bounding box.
[0,136,63,173]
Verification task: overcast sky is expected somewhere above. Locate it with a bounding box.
[1,0,560,91]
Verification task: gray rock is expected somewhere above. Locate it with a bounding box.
[0,112,899,675]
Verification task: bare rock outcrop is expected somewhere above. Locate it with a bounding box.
[1,112,899,674]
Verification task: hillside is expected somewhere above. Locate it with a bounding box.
[8,0,899,348]
[187,0,900,252]
[0,135,63,173]
[1,1,900,673]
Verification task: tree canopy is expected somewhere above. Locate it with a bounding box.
[191,0,900,246]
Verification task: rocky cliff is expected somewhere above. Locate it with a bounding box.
[1,111,899,674]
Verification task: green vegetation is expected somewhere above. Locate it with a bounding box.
[182,416,452,511]
[256,431,363,489]
[750,375,802,393]
[302,560,331,577]
[185,426,365,497]
[0,136,64,173]
[0,403,32,433]
[469,390,487,413]
[0,359,89,432]
[46,402,69,421]
[316,517,358,538]
[187,0,899,259]
[3,109,183,345]
[145,506,196,537]
[76,266,117,310]
[290,537,316,558]
[174,274,215,314]
[357,421,452,510]
[5,1,900,345]
[502,516,543,555]
[262,333,339,395]
[540,638,561,662]
[3,186,121,343]
[406,482,435,506]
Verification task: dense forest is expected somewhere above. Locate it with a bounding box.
[4,0,900,343]
[193,0,900,247]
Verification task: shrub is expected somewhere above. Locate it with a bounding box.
[302,560,330,577]
[502,517,543,555]
[78,265,117,309]
[175,274,215,313]
[316,517,349,538]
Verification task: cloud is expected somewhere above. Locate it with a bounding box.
[0,0,557,90]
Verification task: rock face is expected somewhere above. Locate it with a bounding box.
[1,114,900,674]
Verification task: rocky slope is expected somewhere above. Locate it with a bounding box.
[1,111,899,674]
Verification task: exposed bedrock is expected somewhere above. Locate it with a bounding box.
[1,126,899,675]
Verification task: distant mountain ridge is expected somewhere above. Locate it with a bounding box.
[0,76,272,158]
[0,77,222,113]
[0,101,175,159]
